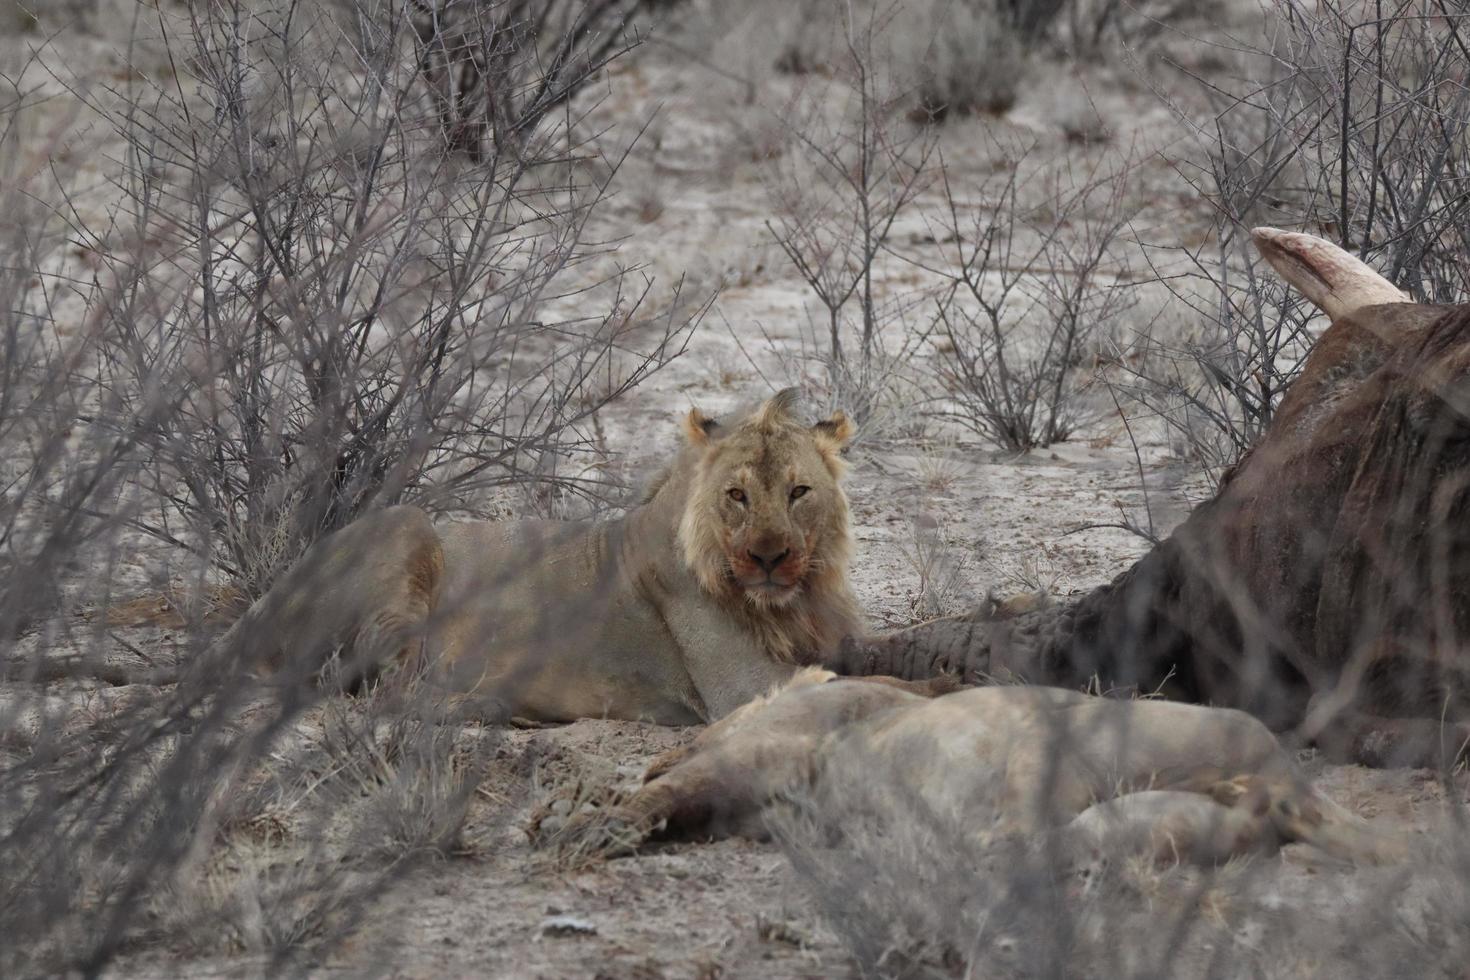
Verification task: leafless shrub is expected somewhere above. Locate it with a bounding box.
[1036,75,1113,143]
[756,4,939,446]
[675,0,1038,115]
[914,435,964,492]
[125,676,500,960]
[773,788,1072,976]
[7,2,39,33]
[526,764,638,870]
[157,842,371,960]
[0,0,678,971]
[1121,255,1314,485]
[1058,0,1223,59]
[733,317,932,449]
[998,0,1070,41]
[72,0,694,598]
[738,0,1192,97]
[405,0,656,160]
[927,142,1135,451]
[901,0,1032,119]
[996,549,1062,599]
[1279,3,1470,303]
[1131,1,1470,483]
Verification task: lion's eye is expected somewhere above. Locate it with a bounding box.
[727,488,747,504]
[790,485,810,501]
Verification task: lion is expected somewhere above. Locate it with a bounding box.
[210,389,938,723]
[578,669,1409,871]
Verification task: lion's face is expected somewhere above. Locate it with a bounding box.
[678,390,854,609]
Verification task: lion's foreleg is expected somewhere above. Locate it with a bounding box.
[344,530,445,690]
[597,752,733,852]
[616,736,815,850]
[1099,768,1410,866]
[1206,773,1410,865]
[642,743,697,783]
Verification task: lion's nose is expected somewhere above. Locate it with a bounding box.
[747,547,791,573]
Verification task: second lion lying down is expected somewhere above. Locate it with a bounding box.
[566,670,1408,871]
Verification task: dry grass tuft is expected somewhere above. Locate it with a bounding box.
[898,513,977,621]
[318,706,499,862]
[915,437,965,493]
[526,761,643,870]
[157,843,366,959]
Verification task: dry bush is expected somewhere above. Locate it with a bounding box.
[1058,0,1227,59]
[667,0,1042,122]
[1129,0,1470,483]
[751,3,939,446]
[403,0,656,160]
[994,549,1062,600]
[0,0,684,972]
[155,842,373,960]
[914,436,964,491]
[927,141,1135,452]
[999,0,1070,42]
[898,0,1033,119]
[526,763,640,870]
[71,0,695,599]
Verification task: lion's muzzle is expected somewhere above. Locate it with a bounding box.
[730,537,805,596]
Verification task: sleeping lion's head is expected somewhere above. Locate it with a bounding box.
[677,389,855,616]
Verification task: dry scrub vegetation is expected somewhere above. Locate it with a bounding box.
[2,0,693,972]
[3,0,1470,976]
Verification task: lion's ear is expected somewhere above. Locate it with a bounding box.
[684,407,720,447]
[812,411,854,454]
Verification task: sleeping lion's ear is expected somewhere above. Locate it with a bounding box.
[812,411,854,453]
[684,407,720,447]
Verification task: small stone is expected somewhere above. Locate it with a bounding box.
[538,914,598,939]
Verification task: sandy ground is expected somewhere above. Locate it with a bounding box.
[6,3,1469,977]
[106,717,1464,980]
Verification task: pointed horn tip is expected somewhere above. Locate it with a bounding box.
[1250,226,1312,257]
[1246,227,1293,255]
[1250,227,1412,316]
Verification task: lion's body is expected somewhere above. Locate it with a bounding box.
[428,513,706,722]
[217,392,866,723]
[602,674,1407,869]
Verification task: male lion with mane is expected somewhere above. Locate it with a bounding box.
[213,389,930,722]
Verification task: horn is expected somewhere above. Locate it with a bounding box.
[1252,227,1411,322]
